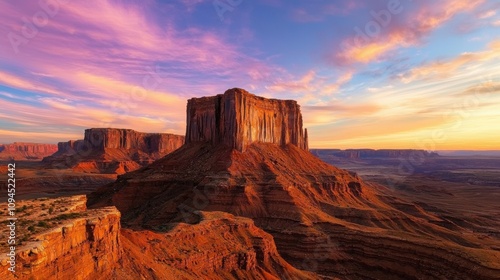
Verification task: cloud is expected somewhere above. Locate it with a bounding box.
[0,71,66,97]
[478,9,496,19]
[0,0,288,141]
[459,81,500,96]
[331,0,486,65]
[265,70,354,100]
[398,39,500,83]
[303,102,383,125]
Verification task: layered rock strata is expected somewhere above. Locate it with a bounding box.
[89,89,500,279]
[43,128,185,174]
[0,205,121,280]
[186,88,308,151]
[0,143,58,160]
[312,149,439,159]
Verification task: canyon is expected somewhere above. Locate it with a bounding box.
[3,89,499,279]
[88,89,500,279]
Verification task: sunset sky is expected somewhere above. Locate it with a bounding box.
[0,0,499,149]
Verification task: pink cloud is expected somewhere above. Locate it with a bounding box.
[0,0,287,140]
[331,0,486,65]
[399,39,500,83]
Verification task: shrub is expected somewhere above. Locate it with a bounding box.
[37,221,50,228]
[53,213,81,220]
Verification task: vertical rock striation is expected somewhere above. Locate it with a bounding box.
[83,128,184,153]
[186,88,308,151]
[43,128,185,174]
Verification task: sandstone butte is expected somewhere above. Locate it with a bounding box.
[43,128,185,174]
[2,88,499,279]
[0,143,58,161]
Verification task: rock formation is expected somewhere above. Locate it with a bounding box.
[0,143,58,160]
[186,88,308,151]
[55,140,85,156]
[0,196,311,280]
[88,89,500,279]
[0,198,121,280]
[311,149,439,159]
[43,128,185,174]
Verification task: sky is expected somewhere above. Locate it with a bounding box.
[0,0,499,150]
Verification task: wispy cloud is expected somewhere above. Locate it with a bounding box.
[398,39,500,83]
[331,0,485,65]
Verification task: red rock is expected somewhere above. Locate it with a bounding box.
[89,89,500,279]
[311,149,439,159]
[0,206,121,280]
[186,88,308,151]
[118,211,315,279]
[0,142,58,160]
[43,128,185,174]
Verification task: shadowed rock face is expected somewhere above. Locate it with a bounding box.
[186,88,308,152]
[0,143,58,160]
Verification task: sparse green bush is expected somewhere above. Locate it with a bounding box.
[53,213,81,220]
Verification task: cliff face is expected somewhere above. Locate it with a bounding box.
[55,140,85,156]
[186,88,308,151]
[0,205,121,280]
[44,128,185,174]
[84,128,184,153]
[0,195,312,280]
[0,143,58,160]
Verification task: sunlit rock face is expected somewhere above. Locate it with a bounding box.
[83,128,184,153]
[43,129,185,174]
[185,88,308,152]
[0,143,58,160]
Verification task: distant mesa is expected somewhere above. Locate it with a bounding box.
[0,142,58,161]
[186,88,308,151]
[43,128,184,174]
[312,149,440,159]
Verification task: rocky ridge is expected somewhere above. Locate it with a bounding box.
[0,195,311,280]
[0,143,58,161]
[311,149,439,159]
[0,197,121,280]
[43,128,185,174]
